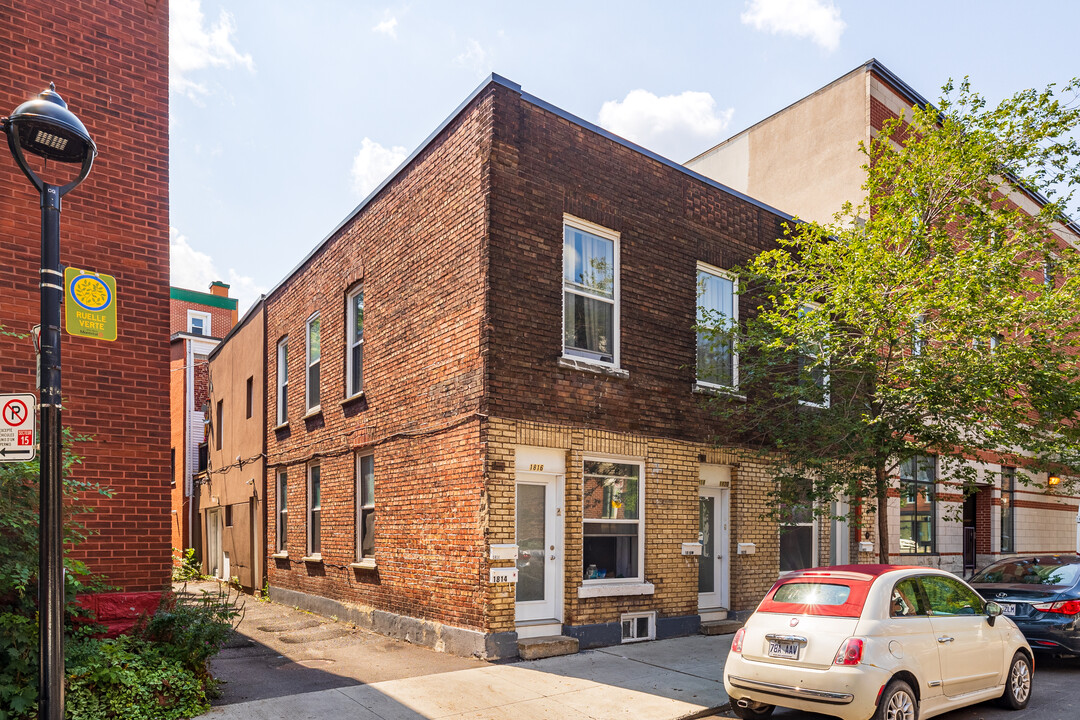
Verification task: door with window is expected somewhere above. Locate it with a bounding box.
[515,473,562,623]
[698,486,730,611]
[205,507,223,579]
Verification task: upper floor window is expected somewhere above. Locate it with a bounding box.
[306,314,321,412]
[563,217,618,366]
[696,263,737,388]
[357,454,375,561]
[797,304,829,408]
[899,455,936,554]
[187,310,211,336]
[245,376,253,419]
[214,400,223,451]
[276,338,288,426]
[582,459,643,583]
[347,287,364,397]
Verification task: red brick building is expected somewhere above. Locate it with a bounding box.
[169,282,238,562]
[251,75,796,658]
[0,0,170,591]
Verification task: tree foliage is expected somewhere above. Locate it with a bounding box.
[704,77,1080,562]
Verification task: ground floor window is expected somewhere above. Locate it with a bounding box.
[899,455,936,554]
[1000,466,1015,554]
[356,453,375,561]
[307,462,321,556]
[582,459,642,582]
[276,469,288,553]
[779,479,815,572]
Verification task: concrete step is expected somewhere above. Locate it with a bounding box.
[700,619,743,636]
[517,634,579,660]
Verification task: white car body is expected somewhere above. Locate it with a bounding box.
[724,565,1033,720]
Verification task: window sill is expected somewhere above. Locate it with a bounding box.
[558,356,629,379]
[301,554,322,563]
[693,382,745,401]
[271,552,288,560]
[349,559,377,570]
[302,407,322,420]
[577,581,655,599]
[273,421,289,431]
[340,392,365,407]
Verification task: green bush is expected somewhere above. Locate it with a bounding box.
[171,548,203,583]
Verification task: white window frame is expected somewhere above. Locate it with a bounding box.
[695,261,739,391]
[779,500,819,574]
[346,286,364,398]
[797,303,830,409]
[275,337,288,426]
[562,215,620,369]
[307,461,321,558]
[356,453,375,563]
[620,611,656,643]
[276,468,288,554]
[305,313,321,413]
[582,456,645,585]
[187,309,211,336]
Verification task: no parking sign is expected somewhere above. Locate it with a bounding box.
[0,393,36,462]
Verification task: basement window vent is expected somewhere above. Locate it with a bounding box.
[621,611,656,643]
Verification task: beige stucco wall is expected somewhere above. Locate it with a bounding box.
[687,68,869,224]
[202,304,266,591]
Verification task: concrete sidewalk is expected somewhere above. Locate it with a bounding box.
[195,582,733,720]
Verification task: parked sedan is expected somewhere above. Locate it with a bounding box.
[969,555,1080,656]
[724,565,1032,720]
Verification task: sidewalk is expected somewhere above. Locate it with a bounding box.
[195,582,733,720]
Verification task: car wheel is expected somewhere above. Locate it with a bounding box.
[730,700,775,719]
[874,680,917,720]
[998,651,1032,710]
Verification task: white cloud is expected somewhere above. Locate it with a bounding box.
[740,0,846,52]
[350,138,408,198]
[455,39,491,75]
[373,16,398,39]
[597,89,734,161]
[170,0,255,101]
[170,227,266,314]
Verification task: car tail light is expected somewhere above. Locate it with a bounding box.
[833,637,864,666]
[731,628,746,654]
[1032,600,1080,615]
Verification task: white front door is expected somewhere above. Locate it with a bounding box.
[831,498,850,565]
[206,507,223,578]
[698,486,730,611]
[515,473,562,623]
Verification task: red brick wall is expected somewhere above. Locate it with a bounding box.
[0,0,170,591]
[170,297,236,338]
[264,88,493,630]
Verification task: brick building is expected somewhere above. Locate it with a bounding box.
[231,74,823,659]
[0,0,170,591]
[169,282,238,564]
[687,59,1080,572]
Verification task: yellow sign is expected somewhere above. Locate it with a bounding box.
[64,267,117,341]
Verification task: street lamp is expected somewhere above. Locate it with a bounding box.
[1,83,95,720]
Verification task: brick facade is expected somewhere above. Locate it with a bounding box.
[0,0,170,591]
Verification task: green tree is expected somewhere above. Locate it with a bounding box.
[703,78,1080,563]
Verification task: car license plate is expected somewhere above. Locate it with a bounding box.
[768,641,800,659]
[999,603,1016,615]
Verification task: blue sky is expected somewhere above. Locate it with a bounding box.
[169,0,1080,313]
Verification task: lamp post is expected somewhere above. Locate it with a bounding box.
[1,83,96,720]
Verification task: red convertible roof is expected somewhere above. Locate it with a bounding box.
[758,565,925,617]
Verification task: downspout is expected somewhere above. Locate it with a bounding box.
[185,338,195,551]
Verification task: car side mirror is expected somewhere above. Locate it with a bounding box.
[986,601,1002,626]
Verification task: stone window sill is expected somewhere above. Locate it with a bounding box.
[349,559,377,570]
[340,392,365,407]
[301,554,322,563]
[273,421,290,431]
[271,551,288,559]
[693,382,746,401]
[303,407,322,420]
[558,356,629,379]
[577,581,655,599]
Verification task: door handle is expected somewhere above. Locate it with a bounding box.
[937,636,954,644]
[717,555,723,560]
[550,554,557,560]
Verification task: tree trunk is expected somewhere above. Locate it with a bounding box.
[876,463,890,564]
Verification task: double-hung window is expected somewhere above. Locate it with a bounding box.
[276,469,288,553]
[356,454,375,561]
[563,217,618,366]
[187,310,211,336]
[1000,466,1015,554]
[779,479,816,571]
[276,338,288,425]
[307,462,321,557]
[696,263,737,388]
[346,287,364,397]
[306,314,321,412]
[797,304,829,407]
[899,455,936,554]
[582,459,643,582]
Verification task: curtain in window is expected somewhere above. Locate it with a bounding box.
[564,227,614,361]
[696,270,733,385]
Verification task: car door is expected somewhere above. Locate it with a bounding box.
[882,577,944,702]
[920,574,1004,697]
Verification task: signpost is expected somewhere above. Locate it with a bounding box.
[64,267,117,341]
[0,393,36,462]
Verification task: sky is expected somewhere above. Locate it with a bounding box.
[168,0,1080,314]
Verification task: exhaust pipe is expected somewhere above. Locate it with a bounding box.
[737,699,750,708]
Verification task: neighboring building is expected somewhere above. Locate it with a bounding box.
[0,0,170,591]
[686,59,1080,573]
[169,283,238,565]
[204,73,819,659]
[201,298,266,591]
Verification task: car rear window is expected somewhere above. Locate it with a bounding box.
[971,559,1080,586]
[758,579,870,617]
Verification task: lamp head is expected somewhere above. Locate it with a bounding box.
[6,83,96,163]
[1048,474,1062,487]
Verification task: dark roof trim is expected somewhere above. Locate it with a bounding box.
[170,286,238,310]
[208,295,266,361]
[263,74,795,304]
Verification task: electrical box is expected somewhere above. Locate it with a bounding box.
[737,542,756,555]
